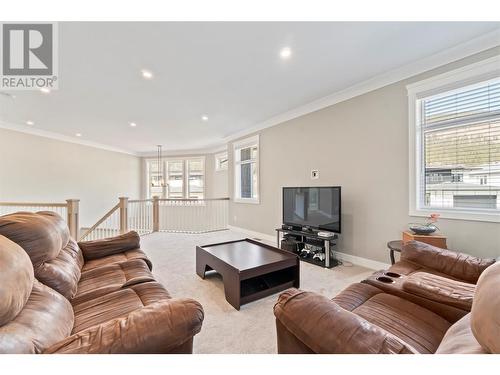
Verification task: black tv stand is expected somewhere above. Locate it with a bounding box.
[275,228,339,268]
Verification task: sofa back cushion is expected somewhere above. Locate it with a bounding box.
[0,211,83,299]
[0,212,62,264]
[471,262,500,353]
[401,241,495,283]
[0,236,34,326]
[436,314,486,354]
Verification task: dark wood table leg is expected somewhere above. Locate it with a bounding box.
[196,247,208,279]
[222,271,241,310]
[390,250,395,265]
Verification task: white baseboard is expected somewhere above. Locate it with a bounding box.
[227,224,391,270]
[227,225,276,243]
[334,251,390,271]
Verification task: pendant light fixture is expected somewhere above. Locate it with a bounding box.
[151,145,165,188]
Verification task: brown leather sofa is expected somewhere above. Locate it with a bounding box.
[0,211,204,354]
[274,242,499,354]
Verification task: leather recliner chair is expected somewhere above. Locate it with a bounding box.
[274,261,500,354]
[0,211,204,354]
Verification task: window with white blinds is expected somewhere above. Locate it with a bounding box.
[418,78,500,214]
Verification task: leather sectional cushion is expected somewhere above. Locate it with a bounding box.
[402,272,475,311]
[82,248,152,271]
[401,241,495,284]
[0,236,34,327]
[78,231,141,261]
[275,288,417,354]
[45,297,203,354]
[0,212,63,265]
[34,238,84,300]
[332,282,383,311]
[0,280,74,353]
[71,259,155,305]
[71,282,171,334]
[436,314,486,354]
[471,262,500,353]
[335,283,451,354]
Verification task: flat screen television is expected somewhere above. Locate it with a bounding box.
[282,186,341,233]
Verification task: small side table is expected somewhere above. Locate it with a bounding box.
[402,231,447,249]
[387,240,403,265]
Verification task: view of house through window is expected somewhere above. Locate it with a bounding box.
[418,78,500,213]
[146,157,205,199]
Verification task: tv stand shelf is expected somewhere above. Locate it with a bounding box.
[275,228,339,269]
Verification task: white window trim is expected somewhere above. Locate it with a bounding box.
[233,134,260,204]
[215,151,228,171]
[145,156,205,199]
[186,157,205,199]
[407,55,500,223]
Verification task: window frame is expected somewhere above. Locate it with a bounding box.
[407,55,500,223]
[145,156,205,200]
[215,151,228,171]
[233,135,260,204]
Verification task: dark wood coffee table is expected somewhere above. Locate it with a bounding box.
[196,238,300,310]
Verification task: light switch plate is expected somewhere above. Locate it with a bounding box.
[311,170,319,179]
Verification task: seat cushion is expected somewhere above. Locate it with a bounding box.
[71,259,155,305]
[82,248,152,271]
[403,272,475,311]
[334,283,451,354]
[71,282,171,334]
[436,314,486,354]
[0,280,74,353]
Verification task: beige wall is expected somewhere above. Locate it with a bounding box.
[0,128,141,227]
[229,47,500,262]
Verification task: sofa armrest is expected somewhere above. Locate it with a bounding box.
[78,231,140,261]
[274,289,417,354]
[44,298,204,354]
[401,241,495,284]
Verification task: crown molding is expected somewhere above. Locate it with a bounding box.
[138,144,227,158]
[1,28,499,154]
[223,28,500,144]
[0,120,138,156]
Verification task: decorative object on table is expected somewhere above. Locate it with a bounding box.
[408,213,440,235]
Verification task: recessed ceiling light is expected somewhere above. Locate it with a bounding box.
[129,122,137,127]
[26,120,34,126]
[280,47,292,59]
[75,133,82,137]
[141,70,153,79]
[40,88,51,94]
[201,115,209,122]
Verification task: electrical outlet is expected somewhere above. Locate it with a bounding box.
[311,170,319,179]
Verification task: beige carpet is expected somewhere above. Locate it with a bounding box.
[141,230,375,354]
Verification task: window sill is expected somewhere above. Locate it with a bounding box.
[234,197,260,205]
[410,208,500,223]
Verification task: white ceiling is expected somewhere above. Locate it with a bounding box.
[1,22,499,154]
